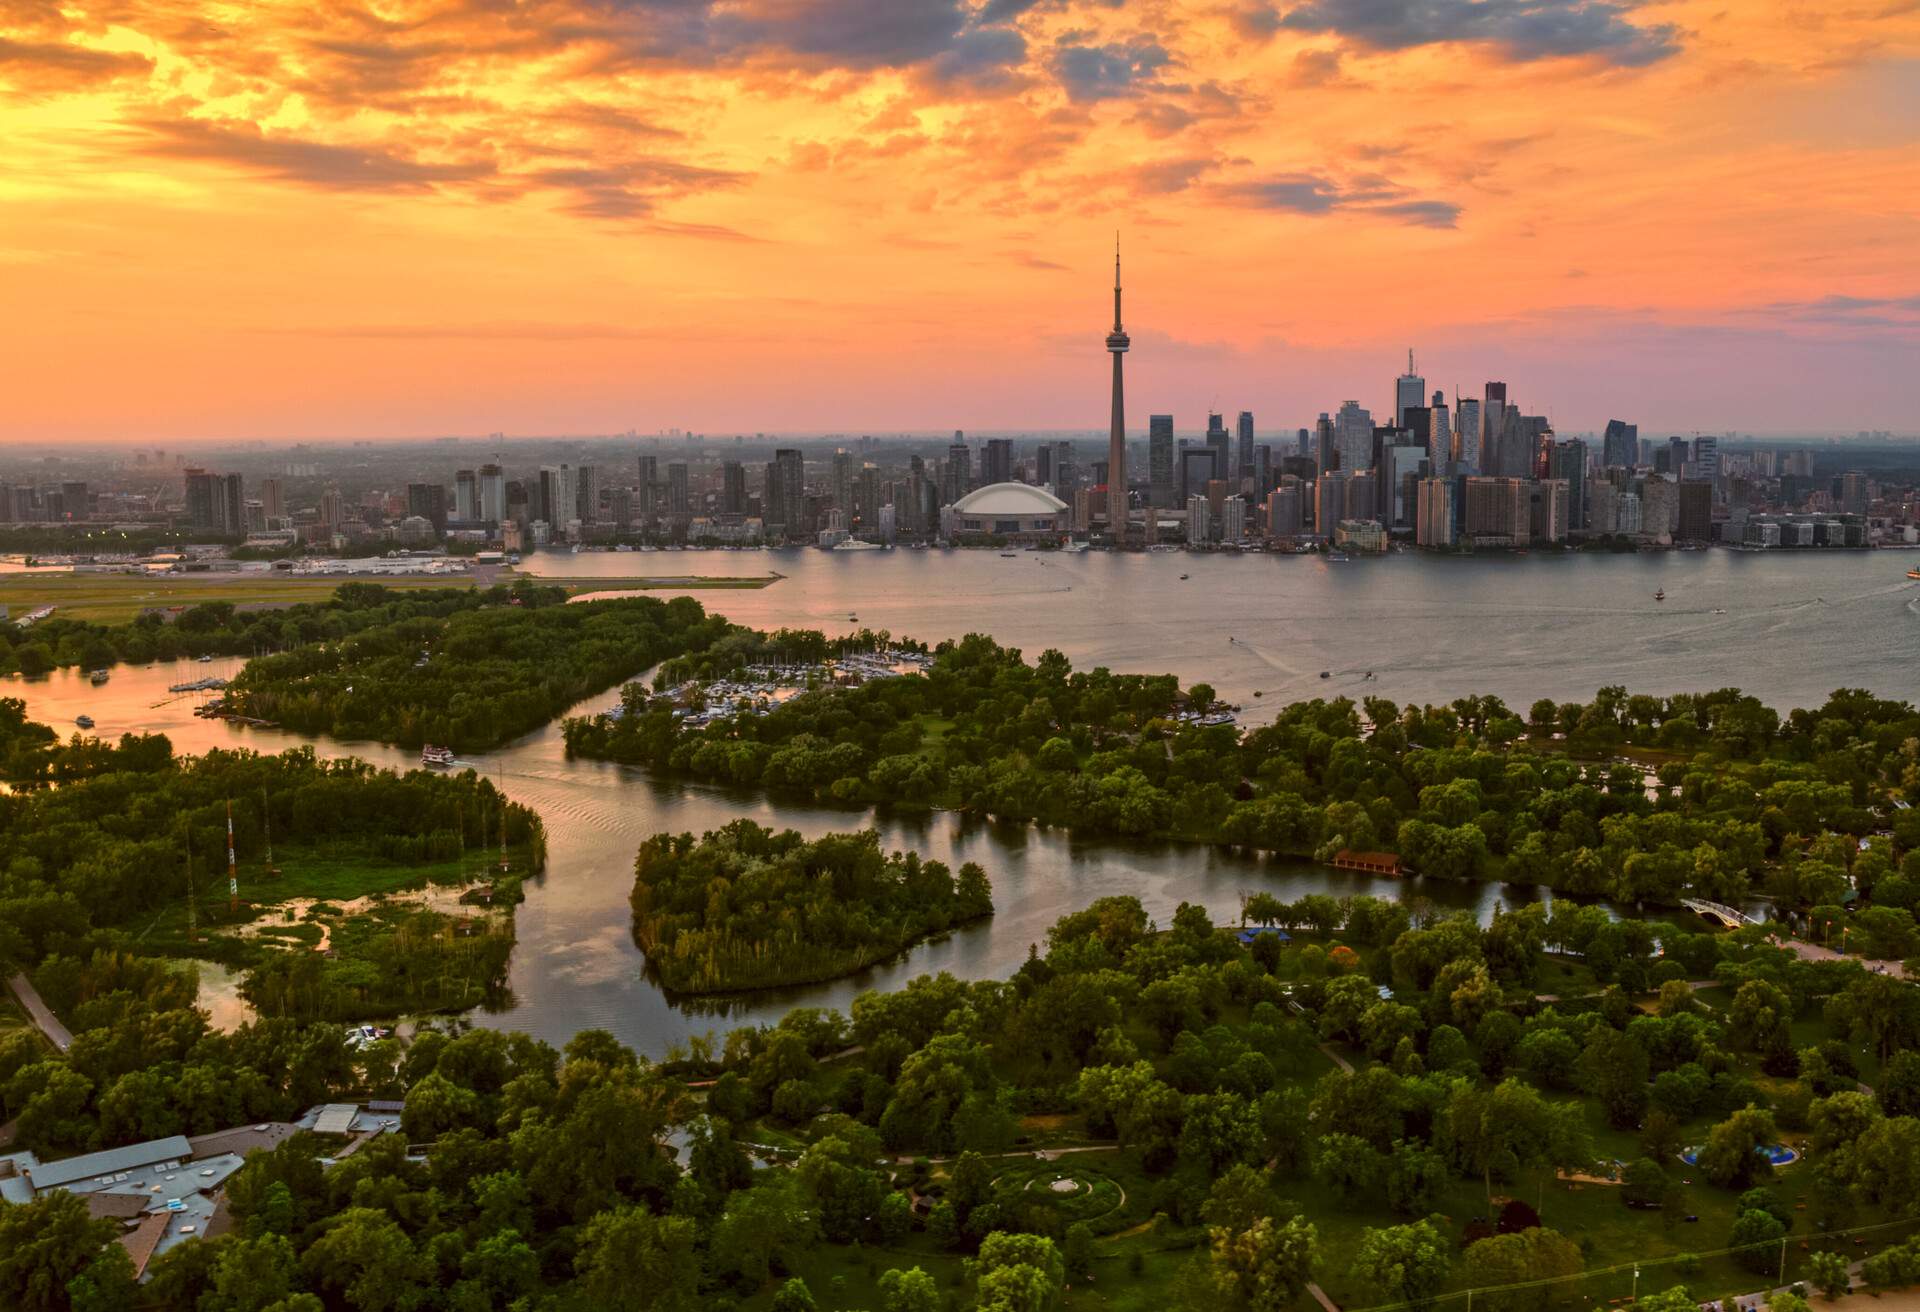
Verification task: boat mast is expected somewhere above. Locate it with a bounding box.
[185,832,196,943]
[226,799,238,913]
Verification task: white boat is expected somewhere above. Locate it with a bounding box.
[421,745,456,767]
[197,654,213,663]
[1654,589,1666,601]
[831,539,884,551]
[75,714,94,729]
[88,669,109,685]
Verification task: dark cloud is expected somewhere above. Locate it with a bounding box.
[529,157,747,217]
[1370,198,1462,227]
[0,37,152,87]
[1754,294,1920,331]
[1218,170,1459,226]
[1049,38,1171,101]
[1228,3,1284,39]
[139,120,496,191]
[1288,47,1349,85]
[1277,0,1680,66]
[926,25,1028,89]
[1132,155,1217,193]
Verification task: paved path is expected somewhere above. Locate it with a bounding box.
[1780,938,1909,979]
[6,972,72,1052]
[1318,1043,1355,1074]
[1308,1281,1341,1312]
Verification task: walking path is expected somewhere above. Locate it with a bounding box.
[6,972,72,1052]
[1318,1043,1355,1074]
[1308,1281,1342,1312]
[1780,939,1908,979]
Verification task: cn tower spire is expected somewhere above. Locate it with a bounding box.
[1104,232,1130,546]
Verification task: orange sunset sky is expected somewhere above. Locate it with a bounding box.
[2,0,1917,442]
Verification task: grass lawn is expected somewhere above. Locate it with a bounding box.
[130,843,520,964]
[0,572,466,625]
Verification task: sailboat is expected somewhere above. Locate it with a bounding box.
[1654,589,1666,601]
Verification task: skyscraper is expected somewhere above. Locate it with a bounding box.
[406,482,448,534]
[983,437,1014,486]
[1483,383,1508,477]
[1333,401,1373,474]
[478,463,505,525]
[1148,416,1175,507]
[576,464,600,524]
[720,460,747,515]
[1453,397,1481,475]
[1395,351,1425,428]
[1235,411,1255,481]
[1428,390,1452,477]
[943,442,970,504]
[453,470,478,522]
[1601,420,1638,469]
[1105,239,1130,541]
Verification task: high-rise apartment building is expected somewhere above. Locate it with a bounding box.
[261,478,286,524]
[1264,482,1304,541]
[943,442,971,504]
[1415,478,1455,547]
[478,464,505,525]
[720,461,747,515]
[1548,439,1587,531]
[1532,479,1570,544]
[453,470,478,522]
[1235,411,1255,481]
[666,462,690,515]
[576,464,600,524]
[1676,480,1712,542]
[184,468,246,534]
[1428,390,1452,477]
[1333,401,1373,474]
[1463,476,1528,544]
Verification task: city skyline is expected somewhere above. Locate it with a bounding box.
[2,1,1917,443]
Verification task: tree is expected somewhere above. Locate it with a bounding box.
[1351,1220,1451,1311]
[1459,1228,1583,1312]
[1211,1216,1319,1312]
[573,1205,702,1312]
[975,1233,1066,1312]
[1577,1027,1650,1128]
[0,1191,125,1312]
[879,1267,941,1312]
[772,1278,818,1312]
[1313,1133,1383,1204]
[1698,1106,1780,1190]
[1729,1208,1787,1275]
[1621,1158,1667,1209]
[1064,1224,1095,1281]
[298,1207,430,1312]
[1387,1142,1451,1217]
[1807,1249,1852,1300]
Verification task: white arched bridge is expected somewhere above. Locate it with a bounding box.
[1681,898,1764,929]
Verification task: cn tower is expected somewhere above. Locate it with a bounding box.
[1105,235,1130,543]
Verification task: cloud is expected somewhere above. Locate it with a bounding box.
[139,120,496,191]
[0,37,152,89]
[925,25,1029,89]
[1049,38,1173,101]
[1277,0,1681,66]
[1217,170,1460,225]
[1288,47,1351,85]
[528,158,748,217]
[1131,154,1218,193]
[1749,294,1920,333]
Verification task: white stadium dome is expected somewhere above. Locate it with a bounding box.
[950,483,1068,515]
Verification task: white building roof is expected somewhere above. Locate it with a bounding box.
[26,1136,190,1191]
[950,482,1067,515]
[312,1104,359,1136]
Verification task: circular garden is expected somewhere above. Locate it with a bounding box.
[993,1161,1129,1233]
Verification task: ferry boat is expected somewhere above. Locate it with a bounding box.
[75,714,94,729]
[421,745,456,768]
[88,669,109,685]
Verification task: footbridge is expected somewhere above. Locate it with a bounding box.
[1680,898,1763,929]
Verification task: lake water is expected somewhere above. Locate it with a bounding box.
[9,547,1916,1056]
